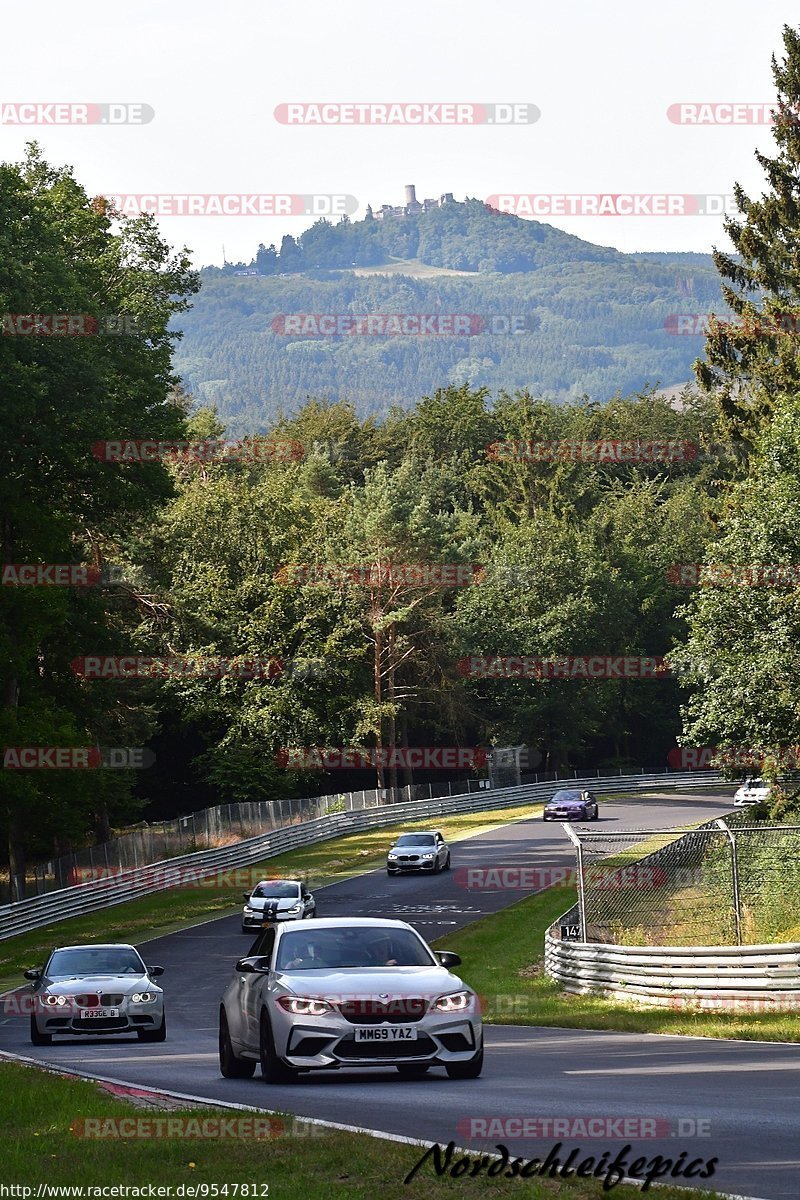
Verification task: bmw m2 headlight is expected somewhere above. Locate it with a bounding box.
[276,996,333,1016]
[432,990,471,1013]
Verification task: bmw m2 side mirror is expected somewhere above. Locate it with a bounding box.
[235,957,270,974]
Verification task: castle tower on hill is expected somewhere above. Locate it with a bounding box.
[371,185,455,220]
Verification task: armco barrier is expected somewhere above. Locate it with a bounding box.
[544,934,800,1007]
[0,770,724,941]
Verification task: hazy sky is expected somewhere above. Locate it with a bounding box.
[1,2,795,265]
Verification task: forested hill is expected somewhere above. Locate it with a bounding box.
[217,198,629,275]
[172,200,724,435]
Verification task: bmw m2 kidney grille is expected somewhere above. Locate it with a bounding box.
[338,998,428,1023]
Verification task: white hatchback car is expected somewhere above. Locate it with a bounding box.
[733,777,771,805]
[241,879,316,932]
[218,917,483,1082]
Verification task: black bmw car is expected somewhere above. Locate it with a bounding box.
[543,788,599,821]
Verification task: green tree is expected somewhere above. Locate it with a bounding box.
[319,460,481,790]
[696,25,800,444]
[670,394,800,773]
[278,234,304,272]
[0,146,197,894]
[255,243,278,275]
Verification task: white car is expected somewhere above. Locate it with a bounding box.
[218,917,483,1082]
[386,830,451,875]
[25,943,165,1045]
[733,777,771,805]
[242,879,316,932]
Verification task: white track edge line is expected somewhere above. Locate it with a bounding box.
[0,1048,775,1200]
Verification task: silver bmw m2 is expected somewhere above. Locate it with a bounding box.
[218,917,483,1082]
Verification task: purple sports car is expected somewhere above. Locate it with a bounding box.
[543,788,599,821]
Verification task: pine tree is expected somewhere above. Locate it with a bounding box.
[695,25,800,444]
[255,242,278,274]
[278,234,304,272]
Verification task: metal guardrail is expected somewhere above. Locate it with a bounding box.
[544,934,800,1007]
[0,770,724,941]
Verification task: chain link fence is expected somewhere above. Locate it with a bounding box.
[564,810,800,947]
[9,759,696,903]
[7,779,492,903]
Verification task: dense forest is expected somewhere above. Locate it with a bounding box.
[174,204,724,433]
[5,25,800,894]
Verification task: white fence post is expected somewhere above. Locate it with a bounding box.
[715,817,743,946]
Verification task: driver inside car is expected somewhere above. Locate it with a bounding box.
[367,936,398,966]
[284,940,326,969]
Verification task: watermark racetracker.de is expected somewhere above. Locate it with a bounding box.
[667,745,800,771]
[102,194,358,217]
[59,864,305,888]
[1,564,125,586]
[274,102,540,125]
[2,747,153,769]
[270,314,536,336]
[69,656,325,681]
[276,746,488,770]
[2,313,147,336]
[486,194,737,217]
[70,1116,328,1139]
[0,103,154,125]
[92,439,305,463]
[486,440,696,463]
[275,563,485,587]
[667,563,800,586]
[666,102,785,124]
[665,992,800,1012]
[455,1116,710,1140]
[451,865,684,891]
[458,656,669,680]
[664,312,800,336]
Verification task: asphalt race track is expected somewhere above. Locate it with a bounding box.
[3,790,799,1199]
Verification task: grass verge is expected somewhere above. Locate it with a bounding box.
[0,1059,725,1200]
[432,887,800,1042]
